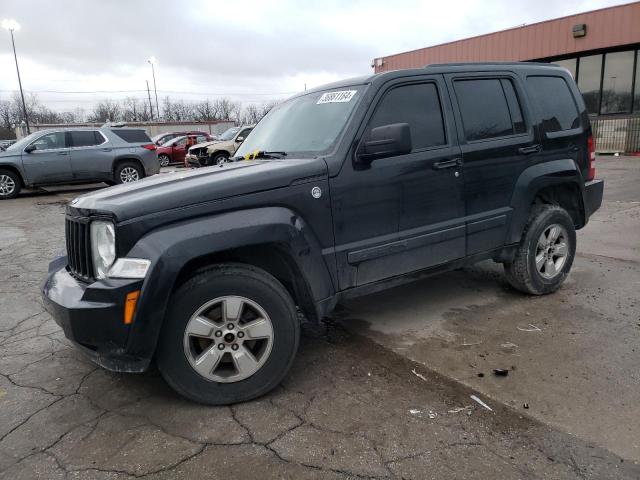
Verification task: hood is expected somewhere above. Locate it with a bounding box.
[69,158,328,222]
[0,149,20,160]
[190,139,221,150]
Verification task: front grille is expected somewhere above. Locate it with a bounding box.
[65,217,94,280]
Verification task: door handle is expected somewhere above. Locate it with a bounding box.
[433,158,462,170]
[518,144,541,155]
[101,148,112,152]
[568,144,579,153]
[57,152,68,156]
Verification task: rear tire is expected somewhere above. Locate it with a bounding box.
[156,263,300,405]
[114,161,143,184]
[0,169,21,200]
[504,204,576,295]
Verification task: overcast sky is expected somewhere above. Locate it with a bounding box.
[0,0,629,112]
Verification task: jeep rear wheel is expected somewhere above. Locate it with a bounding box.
[156,263,299,405]
[0,169,21,200]
[504,204,576,295]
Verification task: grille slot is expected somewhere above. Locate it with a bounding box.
[65,217,93,280]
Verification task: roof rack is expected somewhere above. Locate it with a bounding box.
[426,61,560,68]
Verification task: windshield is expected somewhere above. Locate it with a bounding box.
[5,131,43,152]
[236,86,364,158]
[218,127,240,141]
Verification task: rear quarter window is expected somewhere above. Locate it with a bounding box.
[111,129,152,143]
[526,76,580,132]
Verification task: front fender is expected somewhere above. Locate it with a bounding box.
[122,206,334,364]
[506,159,584,244]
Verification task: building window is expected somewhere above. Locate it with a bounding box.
[634,51,640,113]
[601,50,635,114]
[555,58,577,79]
[577,54,603,115]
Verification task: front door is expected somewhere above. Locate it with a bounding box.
[21,131,72,184]
[331,76,466,289]
[68,130,113,181]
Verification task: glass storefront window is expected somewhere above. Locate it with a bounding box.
[555,58,577,79]
[601,50,635,114]
[577,54,603,114]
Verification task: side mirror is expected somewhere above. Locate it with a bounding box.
[235,136,244,143]
[24,144,36,153]
[357,123,412,164]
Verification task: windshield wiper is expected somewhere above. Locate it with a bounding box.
[232,150,288,161]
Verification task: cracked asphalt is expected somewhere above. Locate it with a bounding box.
[1,165,639,479]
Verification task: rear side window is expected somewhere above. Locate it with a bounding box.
[70,131,104,147]
[526,76,580,132]
[111,129,152,143]
[368,83,446,150]
[454,78,522,141]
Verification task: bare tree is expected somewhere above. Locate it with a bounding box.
[87,100,123,123]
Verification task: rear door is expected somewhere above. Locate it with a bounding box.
[21,131,72,184]
[445,73,537,254]
[68,130,113,181]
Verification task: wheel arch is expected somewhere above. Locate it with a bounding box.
[506,159,585,245]
[112,156,145,179]
[0,164,26,187]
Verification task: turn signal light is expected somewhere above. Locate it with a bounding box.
[124,290,140,325]
[586,135,596,181]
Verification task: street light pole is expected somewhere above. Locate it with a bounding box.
[2,19,30,134]
[148,57,160,120]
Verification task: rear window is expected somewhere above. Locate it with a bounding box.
[526,76,580,132]
[69,130,105,147]
[110,129,152,143]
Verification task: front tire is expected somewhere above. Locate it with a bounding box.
[211,152,229,166]
[504,204,576,295]
[158,154,171,167]
[156,263,300,405]
[0,169,21,200]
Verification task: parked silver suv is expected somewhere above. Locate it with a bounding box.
[0,127,160,199]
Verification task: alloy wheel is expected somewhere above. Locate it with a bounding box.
[183,296,274,383]
[120,167,140,183]
[0,174,16,197]
[159,155,170,167]
[535,224,569,279]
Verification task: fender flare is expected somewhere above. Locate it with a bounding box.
[122,206,335,362]
[506,159,585,245]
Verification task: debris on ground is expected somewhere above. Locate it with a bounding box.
[477,373,485,378]
[500,342,518,353]
[461,338,482,346]
[523,403,530,409]
[411,368,428,382]
[408,408,438,419]
[517,324,542,332]
[470,394,493,412]
[448,406,473,414]
[493,368,509,377]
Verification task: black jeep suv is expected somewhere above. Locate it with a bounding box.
[43,63,603,405]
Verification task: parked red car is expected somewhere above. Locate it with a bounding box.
[157,134,210,167]
[152,131,214,147]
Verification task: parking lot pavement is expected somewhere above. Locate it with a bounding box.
[341,156,640,464]
[0,166,639,479]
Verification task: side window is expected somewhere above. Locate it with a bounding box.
[29,132,66,151]
[175,138,187,146]
[526,76,580,132]
[367,83,446,150]
[70,131,104,148]
[238,129,252,139]
[501,80,526,134]
[196,136,208,143]
[454,78,515,141]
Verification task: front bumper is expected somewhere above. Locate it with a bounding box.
[584,179,604,220]
[185,153,204,168]
[42,256,148,372]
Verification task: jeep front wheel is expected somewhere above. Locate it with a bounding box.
[504,204,576,295]
[156,263,299,405]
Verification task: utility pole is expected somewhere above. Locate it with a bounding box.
[2,19,29,134]
[148,57,160,120]
[146,81,154,121]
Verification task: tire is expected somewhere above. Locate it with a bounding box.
[156,263,300,405]
[0,169,22,200]
[114,161,143,184]
[158,154,171,167]
[211,152,229,166]
[504,204,576,295]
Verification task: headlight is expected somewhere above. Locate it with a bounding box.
[90,220,116,279]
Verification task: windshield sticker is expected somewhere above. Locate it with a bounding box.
[317,90,357,104]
